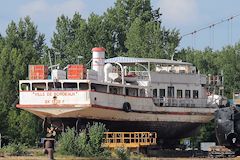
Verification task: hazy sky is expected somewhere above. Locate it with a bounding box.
[1,0,240,51]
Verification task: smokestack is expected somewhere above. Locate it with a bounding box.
[91,47,106,82]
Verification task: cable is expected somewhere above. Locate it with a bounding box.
[212,25,214,49]
[230,17,233,44]
[181,13,240,39]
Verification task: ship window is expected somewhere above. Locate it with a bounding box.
[109,87,117,94]
[126,87,138,97]
[159,89,165,98]
[21,83,30,91]
[153,89,157,97]
[167,86,174,98]
[140,89,146,97]
[79,83,89,90]
[179,70,185,73]
[32,83,46,90]
[91,83,107,93]
[109,86,123,95]
[63,82,77,90]
[177,90,182,98]
[193,90,199,98]
[185,90,191,98]
[48,82,62,90]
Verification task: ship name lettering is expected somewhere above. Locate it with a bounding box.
[34,92,45,96]
[45,100,50,103]
[53,92,75,96]
[44,99,64,104]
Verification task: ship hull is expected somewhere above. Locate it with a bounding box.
[54,118,202,139]
[17,104,214,123]
[17,104,212,139]
[17,90,216,139]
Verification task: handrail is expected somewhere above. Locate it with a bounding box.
[102,132,157,149]
[152,97,211,108]
[112,62,124,84]
[135,63,151,83]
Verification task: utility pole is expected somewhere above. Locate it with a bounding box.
[54,52,60,65]
[0,133,1,148]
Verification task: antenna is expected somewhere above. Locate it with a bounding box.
[48,50,53,69]
[77,55,83,64]
[86,58,93,68]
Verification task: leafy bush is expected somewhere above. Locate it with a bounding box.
[114,147,130,160]
[3,143,28,156]
[57,122,108,157]
[57,127,76,155]
[87,122,106,156]
[75,129,88,156]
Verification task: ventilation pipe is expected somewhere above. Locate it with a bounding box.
[91,47,106,82]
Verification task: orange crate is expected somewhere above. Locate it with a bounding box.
[67,65,86,79]
[29,65,48,80]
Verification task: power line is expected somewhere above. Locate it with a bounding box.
[181,13,240,39]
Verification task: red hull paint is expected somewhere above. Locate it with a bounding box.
[16,104,212,116]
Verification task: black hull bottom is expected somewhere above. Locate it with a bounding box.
[47,118,202,140]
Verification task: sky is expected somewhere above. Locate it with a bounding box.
[1,0,240,51]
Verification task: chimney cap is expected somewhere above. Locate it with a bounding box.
[92,47,106,52]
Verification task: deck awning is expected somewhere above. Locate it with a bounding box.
[105,57,192,66]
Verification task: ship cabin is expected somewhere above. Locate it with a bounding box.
[19,54,208,108]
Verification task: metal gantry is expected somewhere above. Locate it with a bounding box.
[102,132,157,149]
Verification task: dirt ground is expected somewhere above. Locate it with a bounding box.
[0,157,240,160]
[0,156,87,160]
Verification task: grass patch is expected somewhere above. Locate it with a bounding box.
[2,143,29,156]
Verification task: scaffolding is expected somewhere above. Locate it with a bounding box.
[102,132,157,149]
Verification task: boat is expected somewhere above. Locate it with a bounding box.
[16,47,219,146]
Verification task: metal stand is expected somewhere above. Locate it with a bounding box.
[0,133,1,149]
[43,138,55,160]
[43,125,57,160]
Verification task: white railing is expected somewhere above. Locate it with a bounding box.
[128,71,149,80]
[153,97,210,108]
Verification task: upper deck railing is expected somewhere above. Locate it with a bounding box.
[152,97,212,108]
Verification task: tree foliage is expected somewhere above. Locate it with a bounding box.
[0,16,45,145]
[51,0,180,67]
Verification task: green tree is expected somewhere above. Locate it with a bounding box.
[51,0,176,62]
[216,45,240,97]
[71,13,92,65]
[125,18,180,58]
[51,15,72,67]
[125,18,145,57]
[103,0,159,55]
[198,121,216,142]
[0,17,45,145]
[51,13,93,67]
